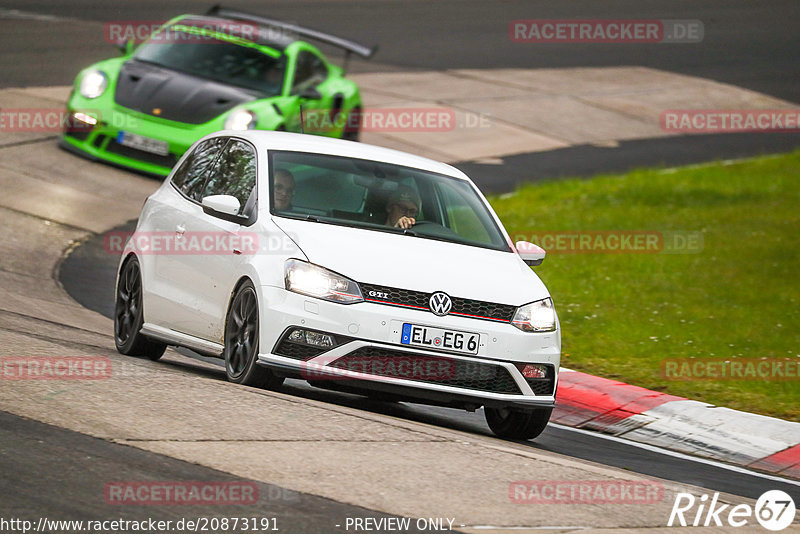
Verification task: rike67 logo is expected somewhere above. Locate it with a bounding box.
[668,490,796,531]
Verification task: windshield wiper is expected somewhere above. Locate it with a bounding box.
[273,212,325,223]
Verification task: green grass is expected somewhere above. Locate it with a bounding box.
[489,151,800,421]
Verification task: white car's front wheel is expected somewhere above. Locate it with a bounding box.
[485,406,552,440]
[114,256,166,361]
[224,281,284,390]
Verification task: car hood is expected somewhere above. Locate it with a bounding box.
[114,60,259,124]
[272,217,550,307]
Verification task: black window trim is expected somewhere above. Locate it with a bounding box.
[290,50,329,95]
[170,135,259,227]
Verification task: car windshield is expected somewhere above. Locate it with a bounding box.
[269,151,511,252]
[134,25,285,96]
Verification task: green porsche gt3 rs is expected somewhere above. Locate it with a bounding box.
[60,7,376,176]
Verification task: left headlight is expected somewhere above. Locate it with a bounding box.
[284,259,363,304]
[79,70,108,99]
[224,109,257,130]
[512,297,556,332]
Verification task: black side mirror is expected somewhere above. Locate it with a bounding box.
[115,39,135,56]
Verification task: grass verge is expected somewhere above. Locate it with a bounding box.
[490,151,800,420]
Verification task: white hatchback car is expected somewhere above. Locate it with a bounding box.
[114,131,560,439]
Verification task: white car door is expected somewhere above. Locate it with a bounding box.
[162,138,260,342]
[140,136,228,333]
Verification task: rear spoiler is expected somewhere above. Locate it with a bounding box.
[206,5,378,64]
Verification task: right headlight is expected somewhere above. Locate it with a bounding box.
[284,259,363,304]
[224,109,257,130]
[79,70,108,99]
[512,298,556,332]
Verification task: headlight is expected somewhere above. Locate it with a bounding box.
[79,70,108,99]
[512,298,556,332]
[284,259,363,304]
[224,109,257,130]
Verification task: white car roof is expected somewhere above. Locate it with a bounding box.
[219,130,471,181]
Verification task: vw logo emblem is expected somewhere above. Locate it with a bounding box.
[429,292,452,316]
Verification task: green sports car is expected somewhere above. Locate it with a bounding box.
[60,6,376,176]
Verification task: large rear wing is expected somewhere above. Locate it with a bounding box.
[206,5,378,64]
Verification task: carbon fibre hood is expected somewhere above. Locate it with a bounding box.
[114,60,259,124]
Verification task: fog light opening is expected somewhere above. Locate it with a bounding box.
[287,328,335,348]
[518,363,548,379]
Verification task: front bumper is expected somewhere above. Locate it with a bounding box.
[60,104,221,176]
[256,286,560,409]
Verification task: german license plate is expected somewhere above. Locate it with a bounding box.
[401,323,479,354]
[117,131,169,156]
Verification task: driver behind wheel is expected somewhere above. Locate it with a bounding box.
[385,186,421,229]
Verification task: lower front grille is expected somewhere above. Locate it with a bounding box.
[105,139,177,168]
[330,346,522,395]
[273,328,353,360]
[274,340,326,360]
[65,130,90,142]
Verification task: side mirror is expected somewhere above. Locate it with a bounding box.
[299,87,322,100]
[115,38,135,56]
[516,241,546,266]
[202,195,241,216]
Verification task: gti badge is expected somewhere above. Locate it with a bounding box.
[429,292,452,316]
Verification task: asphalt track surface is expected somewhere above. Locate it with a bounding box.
[0,411,433,534]
[3,0,800,529]
[2,1,799,189]
[2,0,799,103]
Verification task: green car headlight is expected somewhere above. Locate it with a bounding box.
[512,298,556,332]
[79,70,108,99]
[284,259,363,304]
[224,109,257,130]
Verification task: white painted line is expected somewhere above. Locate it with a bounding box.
[549,422,800,487]
[0,8,79,23]
[657,153,785,174]
[629,400,800,465]
[462,527,589,531]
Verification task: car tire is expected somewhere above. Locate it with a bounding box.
[224,280,284,390]
[341,106,361,142]
[484,406,552,440]
[114,256,167,361]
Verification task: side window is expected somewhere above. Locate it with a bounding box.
[171,137,227,201]
[291,51,327,93]
[200,140,257,216]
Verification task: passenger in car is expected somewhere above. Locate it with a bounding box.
[385,186,421,229]
[273,169,295,211]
